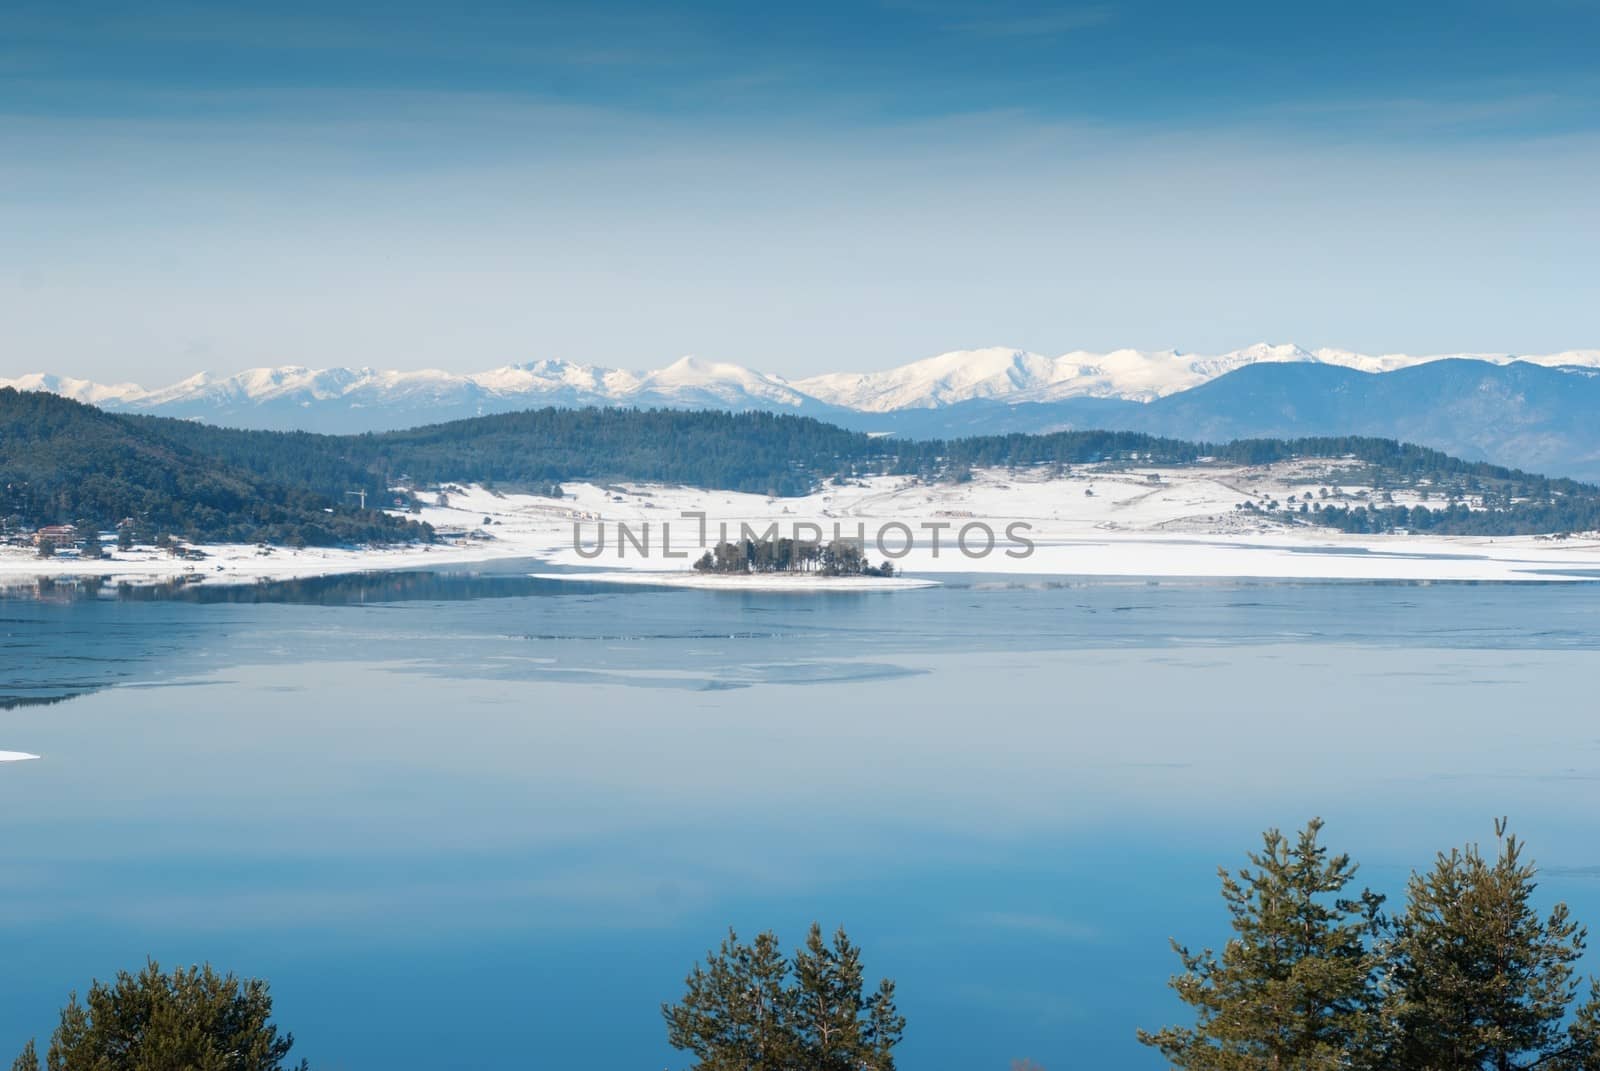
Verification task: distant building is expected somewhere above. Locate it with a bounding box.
[34,524,78,546]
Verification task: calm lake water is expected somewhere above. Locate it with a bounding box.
[6,565,1600,1069]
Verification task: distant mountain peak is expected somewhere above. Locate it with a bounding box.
[1235,341,1313,359]
[7,344,1600,434]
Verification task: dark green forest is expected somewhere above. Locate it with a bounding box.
[7,387,1600,544]
[0,389,426,546]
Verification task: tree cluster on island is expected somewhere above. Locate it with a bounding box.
[692,537,897,577]
[12,818,1599,1071]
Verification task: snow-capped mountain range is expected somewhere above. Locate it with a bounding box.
[13,343,1600,480]
[1,355,813,422]
[8,343,1600,430]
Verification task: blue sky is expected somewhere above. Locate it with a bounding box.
[3,0,1597,381]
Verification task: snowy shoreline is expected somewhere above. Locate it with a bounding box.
[8,467,1600,587]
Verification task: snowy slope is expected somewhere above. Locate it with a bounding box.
[794,343,1600,410]
[15,471,1600,586]
[0,357,820,431]
[0,373,147,407]
[622,356,813,408]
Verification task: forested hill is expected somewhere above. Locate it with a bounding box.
[7,388,1600,541]
[135,406,1600,535]
[128,406,882,498]
[0,388,426,545]
[122,406,1231,495]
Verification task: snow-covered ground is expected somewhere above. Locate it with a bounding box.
[7,464,1600,586]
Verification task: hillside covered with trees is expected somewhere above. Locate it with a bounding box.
[8,388,1600,542]
[0,389,427,546]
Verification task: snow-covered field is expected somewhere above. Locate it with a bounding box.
[7,464,1600,586]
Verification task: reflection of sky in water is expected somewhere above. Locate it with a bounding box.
[9,566,1600,708]
[4,572,1600,1068]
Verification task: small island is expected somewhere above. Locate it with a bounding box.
[533,536,936,591]
[692,537,898,578]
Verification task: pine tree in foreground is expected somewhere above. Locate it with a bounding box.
[38,960,306,1071]
[1382,818,1600,1071]
[1137,818,1386,1071]
[791,923,905,1071]
[664,929,795,1071]
[10,1041,38,1071]
[664,924,904,1071]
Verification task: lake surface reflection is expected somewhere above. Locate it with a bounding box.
[4,566,1600,1069]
